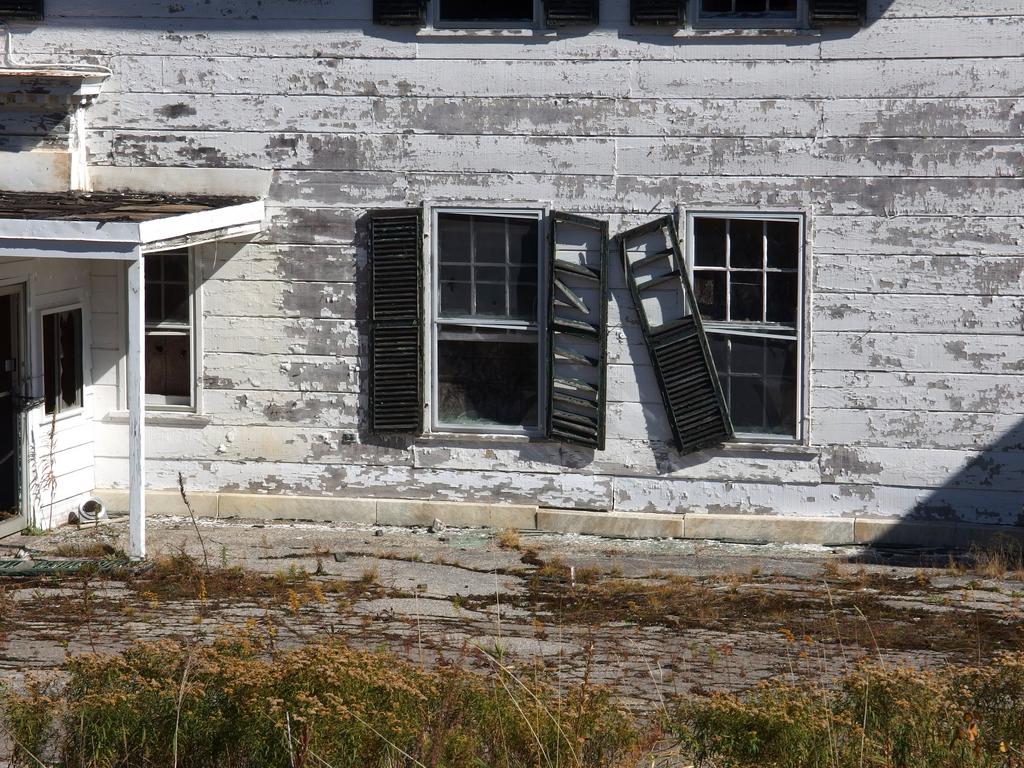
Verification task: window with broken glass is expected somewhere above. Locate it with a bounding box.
[690,0,806,26]
[688,213,803,439]
[42,307,83,416]
[144,249,195,409]
[432,209,545,434]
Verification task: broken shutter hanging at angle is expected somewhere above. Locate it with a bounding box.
[544,0,599,27]
[373,0,426,25]
[810,0,866,25]
[547,213,609,450]
[630,0,684,26]
[0,0,43,19]
[369,210,424,434]
[620,216,733,454]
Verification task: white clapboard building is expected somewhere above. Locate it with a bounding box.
[0,0,1021,557]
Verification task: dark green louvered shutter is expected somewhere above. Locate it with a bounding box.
[369,210,424,434]
[544,0,599,27]
[630,0,684,26]
[810,0,866,25]
[373,0,426,25]
[620,216,733,454]
[547,213,609,450]
[0,0,43,19]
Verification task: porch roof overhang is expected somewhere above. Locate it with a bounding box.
[0,190,266,561]
[0,191,265,258]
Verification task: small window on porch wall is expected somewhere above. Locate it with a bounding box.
[42,309,83,415]
[689,214,803,439]
[433,210,544,433]
[145,249,194,408]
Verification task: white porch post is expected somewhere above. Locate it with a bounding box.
[127,250,146,559]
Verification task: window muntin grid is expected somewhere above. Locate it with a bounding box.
[690,214,803,440]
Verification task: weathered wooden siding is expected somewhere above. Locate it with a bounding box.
[0,257,100,527]
[8,0,1021,525]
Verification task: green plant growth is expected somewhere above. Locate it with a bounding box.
[673,654,1024,768]
[1,633,644,768]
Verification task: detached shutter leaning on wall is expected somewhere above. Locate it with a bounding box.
[630,0,684,26]
[547,213,609,450]
[0,1,43,19]
[621,216,733,454]
[810,0,866,25]
[544,0,599,27]
[369,210,424,434]
[373,0,426,26]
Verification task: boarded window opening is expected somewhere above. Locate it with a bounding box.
[42,308,82,415]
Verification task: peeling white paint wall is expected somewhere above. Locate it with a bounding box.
[7,0,1021,527]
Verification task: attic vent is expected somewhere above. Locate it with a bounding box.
[373,0,427,26]
[0,0,43,19]
[630,0,684,26]
[810,0,865,25]
[544,0,599,27]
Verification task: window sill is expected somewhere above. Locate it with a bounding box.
[675,27,820,38]
[717,441,818,457]
[102,410,211,428]
[417,27,557,38]
[417,431,548,445]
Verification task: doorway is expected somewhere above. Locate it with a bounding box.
[0,284,26,527]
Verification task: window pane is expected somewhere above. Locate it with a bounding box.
[694,218,727,267]
[766,220,799,269]
[437,214,472,264]
[439,280,472,317]
[735,0,767,12]
[510,279,539,319]
[145,291,162,324]
[702,0,733,11]
[769,0,797,11]
[708,335,797,436]
[163,284,190,325]
[437,329,538,429]
[508,219,538,267]
[475,266,506,283]
[475,282,507,317]
[161,252,189,283]
[729,220,763,268]
[439,0,533,22]
[475,217,508,264]
[694,271,726,320]
[145,333,191,399]
[766,272,798,324]
[730,271,763,321]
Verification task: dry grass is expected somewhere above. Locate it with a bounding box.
[496,528,523,551]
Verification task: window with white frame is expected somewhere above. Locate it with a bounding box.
[432,209,545,433]
[691,0,805,26]
[435,0,537,26]
[144,248,195,408]
[42,307,83,416]
[688,213,804,439]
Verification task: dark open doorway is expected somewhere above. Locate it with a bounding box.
[0,285,26,533]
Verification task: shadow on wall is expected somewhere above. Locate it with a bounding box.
[5,0,889,35]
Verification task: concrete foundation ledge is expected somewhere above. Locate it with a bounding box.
[684,513,854,546]
[91,489,1024,550]
[537,509,684,539]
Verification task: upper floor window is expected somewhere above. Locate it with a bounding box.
[687,212,804,440]
[692,0,805,27]
[437,0,535,25]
